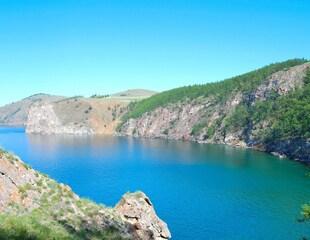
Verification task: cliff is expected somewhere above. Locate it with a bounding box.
[26,97,128,135]
[0,149,171,240]
[26,90,156,135]
[118,59,310,163]
[0,94,64,126]
[22,60,310,163]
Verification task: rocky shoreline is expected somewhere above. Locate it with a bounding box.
[0,149,171,240]
[15,61,310,164]
[118,62,310,164]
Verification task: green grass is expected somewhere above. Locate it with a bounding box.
[122,59,307,121]
[0,151,128,240]
[0,213,126,240]
[0,214,73,240]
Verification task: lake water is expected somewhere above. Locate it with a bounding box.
[0,126,310,239]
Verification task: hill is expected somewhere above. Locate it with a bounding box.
[112,89,157,98]
[118,59,310,163]
[25,89,156,135]
[0,94,65,126]
[26,96,129,135]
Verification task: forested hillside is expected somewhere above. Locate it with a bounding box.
[119,59,310,163]
[123,59,307,120]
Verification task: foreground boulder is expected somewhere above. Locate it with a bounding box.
[116,192,171,240]
[0,149,171,240]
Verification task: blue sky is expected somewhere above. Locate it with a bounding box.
[0,0,309,105]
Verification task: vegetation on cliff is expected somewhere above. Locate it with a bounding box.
[118,59,309,163]
[122,59,307,120]
[0,149,127,240]
[0,149,123,240]
[0,214,124,240]
[224,68,310,143]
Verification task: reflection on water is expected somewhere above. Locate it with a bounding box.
[26,133,279,168]
[0,127,310,240]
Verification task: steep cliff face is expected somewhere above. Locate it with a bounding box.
[26,103,95,135]
[26,97,128,135]
[26,90,156,135]
[0,94,64,126]
[119,61,310,163]
[0,149,171,240]
[121,103,205,141]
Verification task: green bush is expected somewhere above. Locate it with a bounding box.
[191,122,206,136]
[304,69,310,85]
[224,68,310,142]
[0,214,73,240]
[263,72,310,141]
[206,125,216,139]
[0,213,126,240]
[301,204,310,220]
[224,104,250,132]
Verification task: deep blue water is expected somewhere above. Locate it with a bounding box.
[0,126,310,239]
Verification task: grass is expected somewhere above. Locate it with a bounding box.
[0,151,128,240]
[0,213,127,240]
[0,214,73,240]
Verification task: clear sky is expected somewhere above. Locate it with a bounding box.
[0,0,309,105]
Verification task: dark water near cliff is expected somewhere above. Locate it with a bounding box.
[0,127,310,239]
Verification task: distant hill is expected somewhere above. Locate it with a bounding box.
[112,89,157,98]
[0,94,65,126]
[0,89,156,133]
[25,89,157,135]
[26,96,130,135]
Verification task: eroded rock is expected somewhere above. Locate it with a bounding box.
[116,192,171,240]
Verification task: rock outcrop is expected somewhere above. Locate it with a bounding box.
[0,94,64,126]
[116,192,171,240]
[118,62,310,163]
[121,103,205,141]
[25,90,157,135]
[26,103,95,135]
[26,97,128,135]
[0,149,171,240]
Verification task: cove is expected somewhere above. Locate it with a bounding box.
[0,126,310,239]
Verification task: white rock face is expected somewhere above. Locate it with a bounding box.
[26,104,94,135]
[253,62,310,101]
[120,102,206,141]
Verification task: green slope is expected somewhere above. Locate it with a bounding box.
[123,59,307,120]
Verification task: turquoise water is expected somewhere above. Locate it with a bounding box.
[0,127,310,239]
